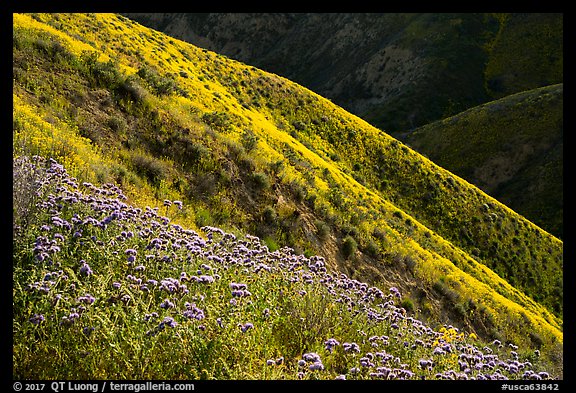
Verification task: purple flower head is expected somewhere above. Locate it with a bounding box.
[302,352,322,363]
[198,275,215,283]
[160,317,178,328]
[78,294,96,304]
[433,347,445,355]
[325,338,340,352]
[160,299,175,309]
[419,359,432,368]
[231,289,251,297]
[29,314,45,324]
[360,357,375,368]
[183,305,205,320]
[240,322,254,333]
[343,342,361,353]
[230,282,248,290]
[309,361,324,371]
[79,261,93,276]
[83,326,95,336]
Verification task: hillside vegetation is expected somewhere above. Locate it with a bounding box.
[405,84,563,239]
[13,13,563,379]
[124,12,564,242]
[123,13,563,134]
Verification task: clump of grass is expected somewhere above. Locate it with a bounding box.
[341,235,357,259]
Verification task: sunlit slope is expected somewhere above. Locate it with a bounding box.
[13,12,562,362]
[405,84,563,239]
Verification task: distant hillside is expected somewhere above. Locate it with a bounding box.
[484,13,563,98]
[13,13,562,375]
[404,84,563,239]
[122,13,563,135]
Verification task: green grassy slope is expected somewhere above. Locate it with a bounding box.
[404,84,563,239]
[13,13,562,372]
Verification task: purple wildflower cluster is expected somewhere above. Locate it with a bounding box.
[14,156,557,380]
[298,352,324,373]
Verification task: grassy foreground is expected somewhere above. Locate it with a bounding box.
[13,156,558,380]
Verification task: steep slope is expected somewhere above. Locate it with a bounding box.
[122,12,564,244]
[404,84,563,239]
[13,13,562,373]
[122,13,563,135]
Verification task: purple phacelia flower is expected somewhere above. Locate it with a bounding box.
[432,347,445,355]
[78,294,95,304]
[160,299,175,309]
[79,261,93,276]
[83,326,95,336]
[303,352,322,363]
[231,289,251,297]
[198,275,215,283]
[309,361,324,371]
[230,282,247,290]
[343,342,361,353]
[325,338,340,352]
[29,314,45,324]
[419,359,433,369]
[160,316,177,328]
